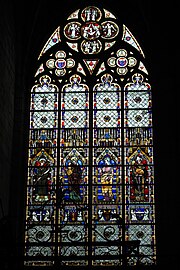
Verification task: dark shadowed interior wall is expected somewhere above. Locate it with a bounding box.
[0,0,178,269]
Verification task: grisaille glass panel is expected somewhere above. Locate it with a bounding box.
[25,5,156,267]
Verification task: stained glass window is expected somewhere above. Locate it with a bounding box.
[24,6,156,267]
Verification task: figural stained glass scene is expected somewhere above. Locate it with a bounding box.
[24,5,156,267]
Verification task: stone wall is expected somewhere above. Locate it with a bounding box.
[0,0,15,219]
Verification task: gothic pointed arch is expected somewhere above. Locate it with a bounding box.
[24,5,156,267]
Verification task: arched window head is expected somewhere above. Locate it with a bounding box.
[25,5,156,267]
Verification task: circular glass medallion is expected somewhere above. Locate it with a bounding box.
[55,59,66,69]
[81,39,102,54]
[116,49,127,57]
[66,58,75,68]
[64,22,81,40]
[81,6,102,22]
[128,57,137,67]
[46,59,55,69]
[117,57,128,67]
[81,22,101,40]
[101,21,119,39]
[117,67,127,75]
[55,69,66,77]
[55,50,66,58]
[107,57,116,67]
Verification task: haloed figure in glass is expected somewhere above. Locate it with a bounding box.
[130,151,149,202]
[65,158,83,202]
[33,157,52,202]
[98,155,116,202]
